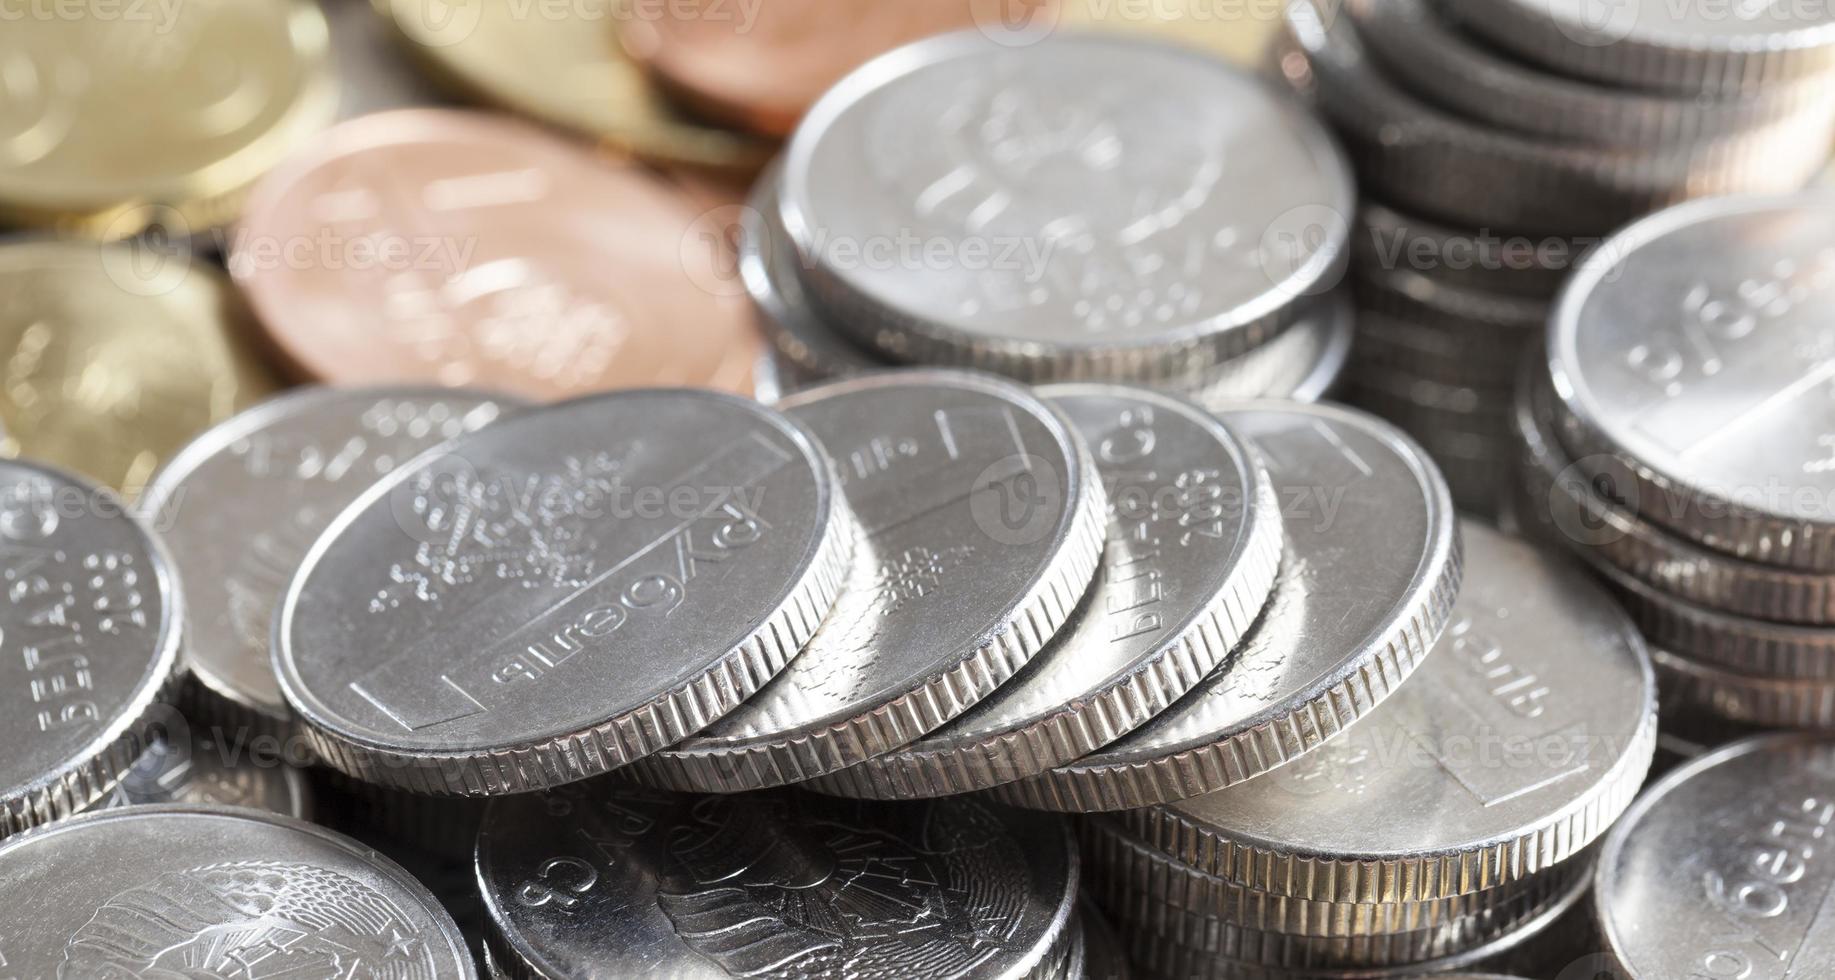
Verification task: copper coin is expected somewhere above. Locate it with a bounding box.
[231,108,763,399]
[621,0,1061,136]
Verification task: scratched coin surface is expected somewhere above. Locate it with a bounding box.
[0,804,475,977]
[383,0,772,172]
[275,389,855,795]
[632,371,1106,793]
[1549,193,1835,571]
[0,241,279,494]
[993,401,1459,813]
[142,386,522,738]
[1128,523,1657,903]
[0,0,336,235]
[0,460,183,839]
[1596,734,1835,979]
[808,384,1282,798]
[476,784,1081,980]
[233,108,763,400]
[777,32,1353,381]
[95,736,312,818]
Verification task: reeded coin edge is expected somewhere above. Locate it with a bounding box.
[628,404,1109,794]
[1653,646,1835,729]
[807,454,1284,800]
[1591,552,1835,679]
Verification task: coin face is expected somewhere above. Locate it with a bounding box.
[1597,734,1835,979]
[778,32,1352,376]
[143,386,521,732]
[633,371,1106,792]
[233,108,764,400]
[0,460,183,837]
[996,401,1458,812]
[383,0,772,172]
[0,805,476,977]
[810,384,1282,798]
[99,737,311,817]
[476,785,1080,979]
[275,389,854,794]
[0,0,335,233]
[1549,193,1835,561]
[0,241,279,494]
[1139,523,1655,897]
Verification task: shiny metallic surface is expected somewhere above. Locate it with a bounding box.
[0,804,476,977]
[96,736,312,817]
[1653,646,1835,730]
[742,168,885,385]
[808,385,1282,798]
[1592,554,1835,679]
[1549,193,1835,571]
[275,389,855,795]
[476,785,1081,979]
[1128,523,1656,902]
[1354,203,1586,301]
[993,401,1460,812]
[633,371,1106,792]
[778,32,1354,382]
[143,386,521,737]
[0,460,184,838]
[1187,291,1357,407]
[1596,734,1835,977]
[324,0,450,119]
[1080,900,1130,980]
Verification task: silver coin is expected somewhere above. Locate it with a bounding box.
[1591,552,1835,679]
[1596,734,1835,978]
[631,371,1105,792]
[1356,0,1835,146]
[1276,1,1835,238]
[95,736,311,817]
[475,784,1081,980]
[275,389,856,795]
[1126,522,1656,903]
[0,803,476,977]
[779,32,1354,383]
[1451,0,1835,96]
[0,461,183,838]
[1549,192,1835,572]
[1515,363,1835,624]
[992,401,1460,813]
[1080,901,1130,980]
[807,385,1282,799]
[1355,203,1590,301]
[324,0,449,120]
[1654,645,1835,729]
[1188,289,1357,407]
[1353,310,1529,393]
[142,386,519,742]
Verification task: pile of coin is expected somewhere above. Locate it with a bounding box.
[1273,0,1835,514]
[1514,192,1835,760]
[744,30,1359,407]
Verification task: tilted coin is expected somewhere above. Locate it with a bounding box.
[0,804,476,977]
[808,385,1282,798]
[1450,0,1835,96]
[1653,646,1835,730]
[1275,1,1834,238]
[0,460,183,838]
[0,241,279,494]
[275,389,855,795]
[233,108,764,400]
[143,386,521,741]
[1354,0,1835,146]
[1592,554,1835,680]
[0,0,336,236]
[1515,364,1835,625]
[325,0,451,119]
[476,784,1081,979]
[1548,192,1835,572]
[631,371,1105,792]
[94,736,311,818]
[779,32,1353,382]
[1596,734,1835,978]
[1125,523,1656,902]
[992,401,1460,812]
[382,0,772,172]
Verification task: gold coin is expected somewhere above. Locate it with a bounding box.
[0,0,338,238]
[0,240,280,495]
[1062,0,1281,65]
[382,0,774,174]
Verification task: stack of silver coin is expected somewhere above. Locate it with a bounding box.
[746,30,1357,410]
[1274,0,1835,515]
[1513,193,1835,760]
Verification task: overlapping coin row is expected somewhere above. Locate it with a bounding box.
[1271,0,1835,515]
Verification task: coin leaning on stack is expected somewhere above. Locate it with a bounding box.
[1274,0,1835,516]
[1513,192,1835,755]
